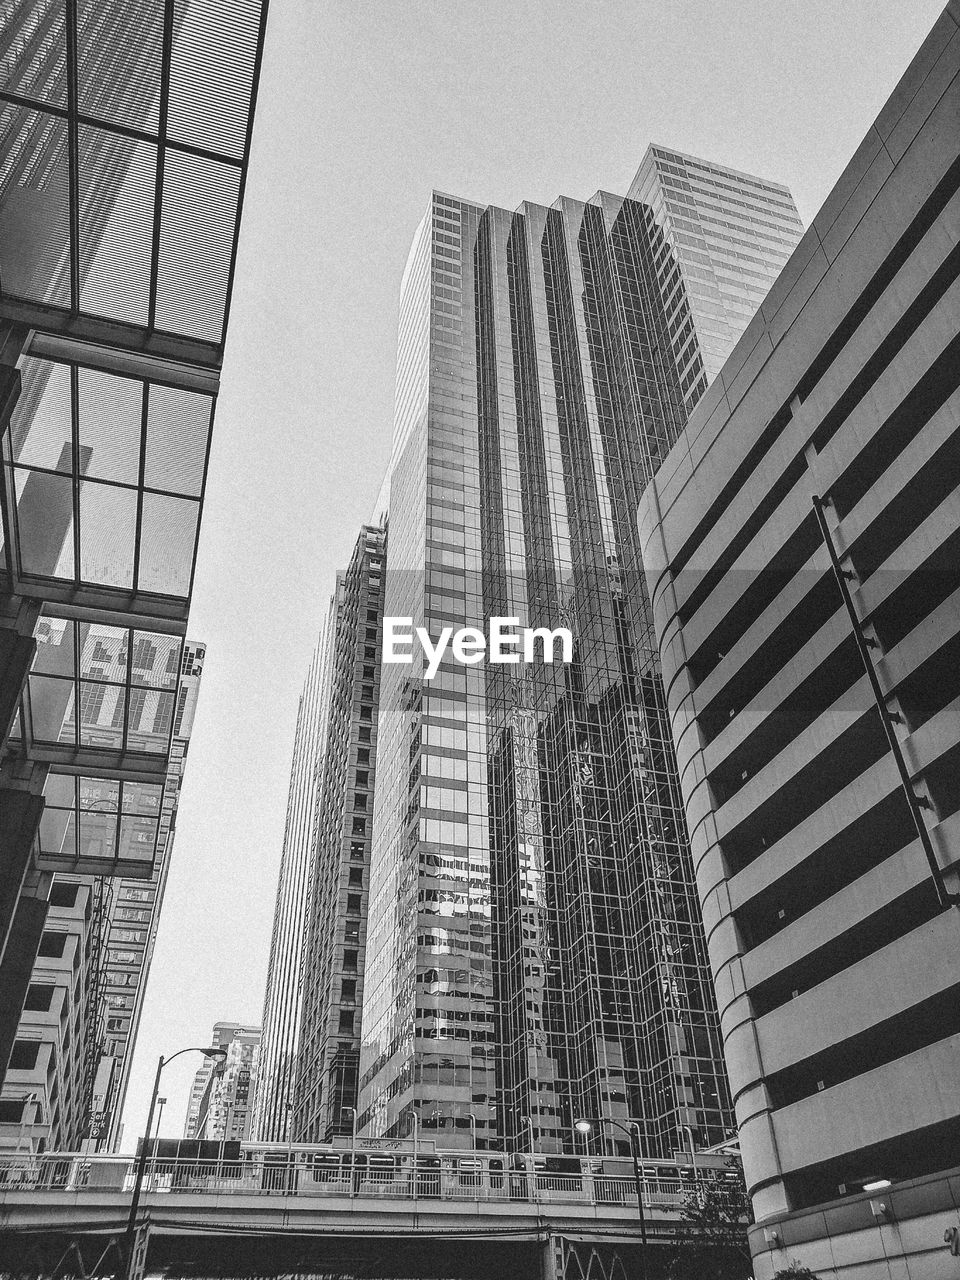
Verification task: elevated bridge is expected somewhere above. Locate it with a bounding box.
[0,1145,732,1278]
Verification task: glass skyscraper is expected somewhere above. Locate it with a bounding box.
[629,145,803,412]
[357,156,802,1158]
[293,526,386,1144]
[253,619,334,1143]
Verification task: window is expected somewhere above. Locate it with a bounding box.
[24,984,54,1012]
[338,1011,355,1033]
[354,793,367,810]
[343,950,358,971]
[49,883,79,909]
[38,932,67,958]
[357,748,370,764]
[347,894,362,914]
[356,771,369,787]
[341,979,357,1002]
[350,841,365,860]
[359,727,371,742]
[9,1041,41,1070]
[349,868,363,886]
[352,818,366,835]
[0,1100,25,1123]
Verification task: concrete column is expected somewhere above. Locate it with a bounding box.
[540,1235,562,1280]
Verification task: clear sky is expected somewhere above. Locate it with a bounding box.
[119,0,946,1144]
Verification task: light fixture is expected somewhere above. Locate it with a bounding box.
[574,1119,592,1134]
[862,1179,892,1192]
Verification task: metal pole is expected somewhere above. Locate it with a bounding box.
[629,1125,650,1280]
[149,1097,165,1193]
[120,1054,163,1279]
[812,495,958,908]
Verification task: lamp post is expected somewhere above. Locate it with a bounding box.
[341,1106,358,1197]
[467,1111,477,1151]
[405,1108,420,1204]
[121,1046,227,1280]
[576,1118,649,1280]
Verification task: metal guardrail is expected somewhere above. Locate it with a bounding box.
[0,1152,691,1212]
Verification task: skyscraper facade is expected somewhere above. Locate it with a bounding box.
[639,13,960,1277]
[95,640,205,1148]
[0,876,110,1154]
[628,146,803,411]
[293,525,386,1143]
[358,157,801,1156]
[252,623,334,1143]
[184,1022,260,1142]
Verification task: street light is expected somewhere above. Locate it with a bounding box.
[121,1046,227,1280]
[575,1118,649,1280]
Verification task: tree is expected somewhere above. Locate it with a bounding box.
[773,1265,819,1279]
[662,1158,754,1280]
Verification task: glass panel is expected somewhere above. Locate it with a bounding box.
[77,679,125,748]
[79,777,119,809]
[8,359,72,470]
[40,807,77,859]
[166,0,260,159]
[80,624,127,678]
[32,617,75,678]
[78,808,118,862]
[131,632,181,690]
[137,492,199,596]
[121,781,164,816]
[154,149,240,342]
[0,105,71,307]
[14,467,75,579]
[78,127,157,326]
[1,0,68,107]
[117,814,159,864]
[27,673,74,743]
[77,0,162,134]
[126,688,174,751]
[79,480,137,588]
[44,773,76,808]
[144,385,211,496]
[78,368,143,484]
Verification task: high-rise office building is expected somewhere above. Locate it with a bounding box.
[0,635,204,1152]
[357,154,801,1155]
[638,11,960,1277]
[184,1022,260,1142]
[253,623,334,1143]
[293,526,386,1143]
[629,146,802,411]
[0,876,110,1154]
[94,640,205,1148]
[0,0,267,1098]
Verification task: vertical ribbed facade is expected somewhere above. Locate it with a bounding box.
[639,12,960,1276]
[293,525,386,1143]
[251,622,333,1143]
[358,161,795,1156]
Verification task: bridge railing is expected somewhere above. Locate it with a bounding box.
[0,1151,693,1212]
